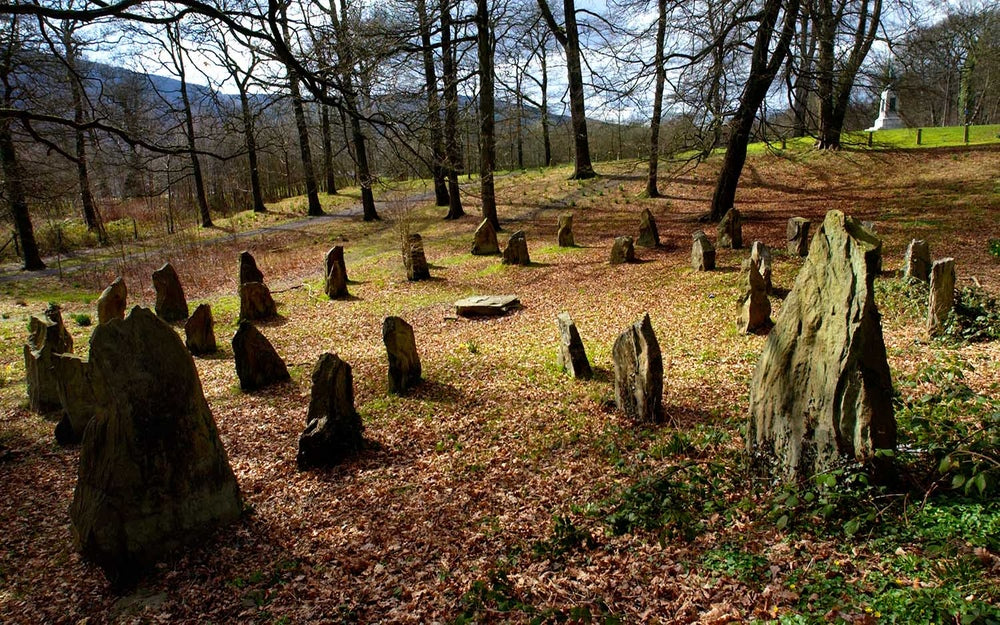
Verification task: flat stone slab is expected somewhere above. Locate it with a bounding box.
[455,295,521,318]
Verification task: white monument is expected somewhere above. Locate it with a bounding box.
[867,87,904,131]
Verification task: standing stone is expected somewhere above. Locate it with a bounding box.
[748,211,895,482]
[239,250,264,285]
[903,239,931,282]
[787,217,811,257]
[738,258,773,334]
[382,316,422,395]
[556,312,592,380]
[612,313,663,423]
[239,282,278,321]
[927,258,956,336]
[502,231,531,266]
[232,321,290,391]
[298,353,365,469]
[749,241,773,294]
[53,353,100,446]
[24,304,74,413]
[691,230,715,271]
[471,219,500,255]
[610,236,636,265]
[69,307,241,583]
[637,208,660,248]
[152,262,189,322]
[325,246,349,299]
[406,234,431,280]
[557,214,575,247]
[717,207,743,249]
[185,303,217,355]
[96,277,127,325]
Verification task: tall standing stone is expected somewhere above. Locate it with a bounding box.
[637,208,660,248]
[738,258,773,334]
[502,231,531,266]
[232,321,290,391]
[382,316,422,395]
[717,207,743,249]
[69,307,241,583]
[557,213,575,247]
[787,217,811,257]
[96,277,127,325]
[748,211,895,482]
[53,353,100,446]
[152,262,189,322]
[903,239,931,282]
[185,303,217,355]
[471,219,500,255]
[239,282,278,321]
[610,236,636,265]
[612,313,663,423]
[325,246,349,299]
[298,353,365,469]
[691,230,715,271]
[24,304,74,413]
[927,258,956,336]
[749,241,773,294]
[556,312,592,380]
[239,251,264,285]
[406,234,431,280]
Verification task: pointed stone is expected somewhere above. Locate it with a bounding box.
[610,236,635,265]
[239,282,277,321]
[298,353,365,469]
[903,239,931,282]
[637,208,660,248]
[471,219,500,255]
[382,316,422,395]
[786,217,811,257]
[185,304,217,355]
[717,207,743,249]
[749,241,773,294]
[557,213,575,247]
[691,230,715,271]
[152,262,189,322]
[232,321,290,391]
[405,234,431,280]
[927,258,956,336]
[502,231,531,266]
[239,250,264,286]
[612,313,663,423]
[96,277,127,325]
[738,258,773,334]
[556,312,592,380]
[325,246,349,299]
[24,304,74,413]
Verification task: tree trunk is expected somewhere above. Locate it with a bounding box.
[441,0,464,219]
[62,34,104,240]
[320,100,338,195]
[0,123,45,270]
[646,0,668,198]
[418,0,450,207]
[171,26,213,227]
[477,0,499,231]
[238,88,267,213]
[288,72,324,216]
[540,37,552,167]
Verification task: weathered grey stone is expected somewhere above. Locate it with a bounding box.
[152,262,189,322]
[96,278,127,325]
[738,258,773,334]
[239,251,264,286]
[637,209,660,248]
[787,217,811,257]
[612,313,663,423]
[502,231,531,266]
[904,239,931,282]
[471,219,500,255]
[748,211,895,482]
[232,321,290,391]
[24,304,74,413]
[927,258,956,336]
[717,207,743,249]
[610,236,636,265]
[53,353,99,446]
[324,246,349,299]
[69,307,241,583]
[749,241,773,294]
[239,281,277,321]
[382,316,422,395]
[556,312,592,380]
[298,353,364,469]
[455,295,521,317]
[184,304,217,355]
[406,234,431,280]
[557,214,575,247]
[691,230,715,271]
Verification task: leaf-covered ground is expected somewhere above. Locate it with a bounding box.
[1,147,999,624]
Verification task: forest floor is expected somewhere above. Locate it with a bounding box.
[1,146,999,624]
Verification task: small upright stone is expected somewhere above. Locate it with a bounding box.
[325,246,349,299]
[737,258,773,334]
[610,236,636,265]
[557,214,575,247]
[471,219,500,255]
[232,321,290,391]
[612,314,663,423]
[24,304,74,413]
[96,277,127,325]
[239,251,264,286]
[152,262,189,322]
[185,303,217,355]
[53,353,99,446]
[502,231,531,266]
[298,353,364,469]
[382,316,422,395]
[239,282,278,321]
[927,258,956,336]
[717,207,743,249]
[637,208,660,248]
[787,217,811,257]
[749,241,773,294]
[406,234,431,280]
[904,239,931,282]
[691,230,715,271]
[556,312,592,380]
